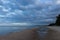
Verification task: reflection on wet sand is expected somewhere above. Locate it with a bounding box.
[0,27,60,40]
[0,28,39,40]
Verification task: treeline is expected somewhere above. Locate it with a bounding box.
[49,14,60,26]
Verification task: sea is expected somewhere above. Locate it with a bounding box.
[0,25,38,35]
[0,25,49,39]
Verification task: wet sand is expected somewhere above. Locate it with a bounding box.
[0,27,60,40]
[0,28,40,40]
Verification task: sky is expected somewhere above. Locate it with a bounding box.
[0,0,60,25]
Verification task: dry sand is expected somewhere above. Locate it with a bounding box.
[44,27,60,40]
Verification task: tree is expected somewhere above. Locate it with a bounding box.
[48,14,60,26]
[55,14,60,26]
[48,23,55,26]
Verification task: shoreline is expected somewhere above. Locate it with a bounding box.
[0,28,40,40]
[0,27,60,40]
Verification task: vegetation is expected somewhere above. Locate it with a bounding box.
[49,14,60,26]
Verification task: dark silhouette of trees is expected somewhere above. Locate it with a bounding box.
[49,14,60,26]
[55,15,60,26]
[48,23,55,26]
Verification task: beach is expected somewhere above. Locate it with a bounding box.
[0,26,60,40]
[45,27,60,40]
[0,28,40,40]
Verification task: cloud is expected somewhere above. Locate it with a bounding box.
[0,9,24,17]
[34,0,55,6]
[2,7,11,12]
[0,23,32,26]
[0,0,60,25]
[56,0,60,4]
[5,10,24,17]
[1,0,10,4]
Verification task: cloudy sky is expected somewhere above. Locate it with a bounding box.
[0,0,60,25]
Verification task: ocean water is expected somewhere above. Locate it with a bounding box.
[0,25,37,35]
[0,25,49,39]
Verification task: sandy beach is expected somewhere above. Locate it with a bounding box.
[0,27,60,40]
[45,27,60,40]
[0,28,40,40]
